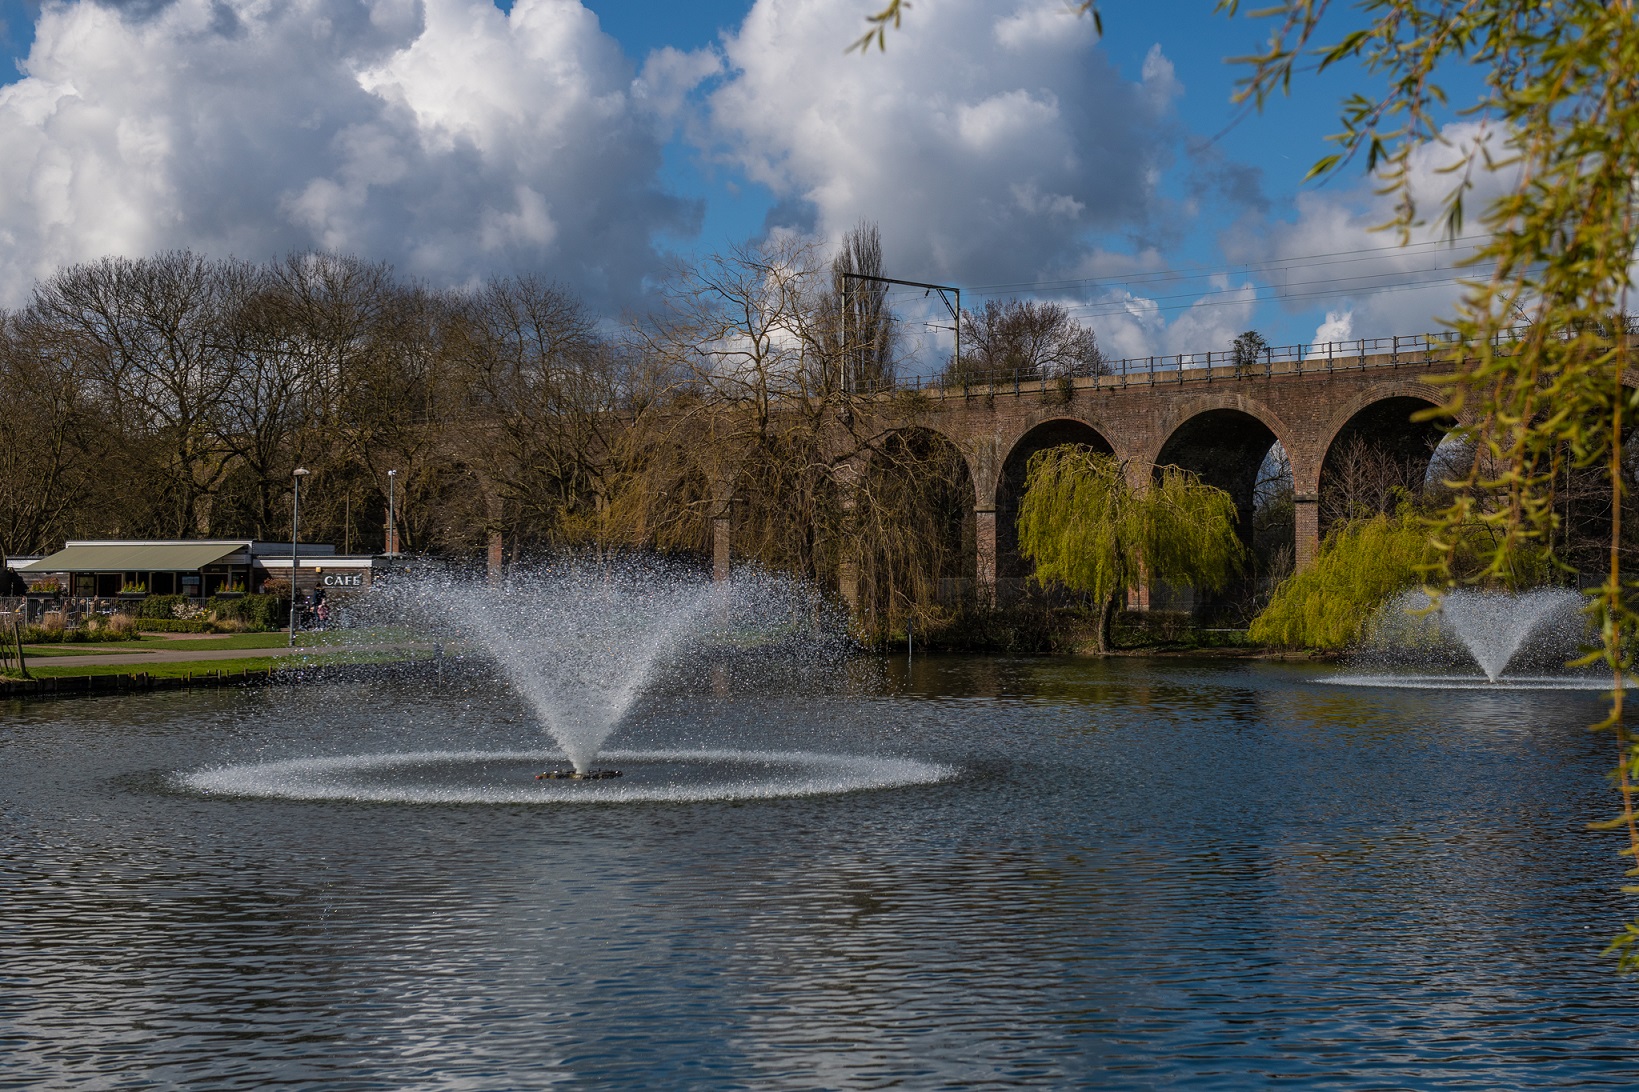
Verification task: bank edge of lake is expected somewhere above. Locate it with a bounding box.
[0,649,434,700]
[0,664,280,699]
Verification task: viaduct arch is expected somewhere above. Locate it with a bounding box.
[708,347,1477,608]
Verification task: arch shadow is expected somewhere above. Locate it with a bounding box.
[856,427,976,625]
[1155,408,1280,536]
[1153,409,1285,616]
[1319,395,1453,534]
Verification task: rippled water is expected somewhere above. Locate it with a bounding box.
[3,656,1636,1088]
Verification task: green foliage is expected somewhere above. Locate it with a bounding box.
[1016,447,1244,649]
[137,594,191,619]
[134,618,215,634]
[207,593,286,631]
[1225,0,1639,967]
[1250,514,1432,650]
[851,1,1100,54]
[1250,512,1552,650]
[1018,448,1244,603]
[1604,915,1639,975]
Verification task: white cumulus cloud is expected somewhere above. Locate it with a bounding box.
[1224,121,1523,341]
[1310,308,1354,350]
[703,0,1180,290]
[0,0,695,307]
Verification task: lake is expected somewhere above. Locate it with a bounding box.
[2,655,1634,1087]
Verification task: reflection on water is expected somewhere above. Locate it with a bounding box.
[2,656,1634,1088]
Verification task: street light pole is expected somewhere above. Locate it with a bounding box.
[290,467,310,647]
[387,469,398,558]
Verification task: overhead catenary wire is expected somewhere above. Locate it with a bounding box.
[955,233,1497,300]
[874,245,1537,325]
[883,265,1524,324]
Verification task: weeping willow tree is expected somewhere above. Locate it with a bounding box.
[1252,511,1554,651]
[1251,513,1432,650]
[1017,447,1245,652]
[853,429,974,641]
[1223,0,1639,964]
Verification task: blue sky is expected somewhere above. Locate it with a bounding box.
[0,0,1506,370]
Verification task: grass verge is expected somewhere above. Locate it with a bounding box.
[22,647,420,679]
[24,632,341,656]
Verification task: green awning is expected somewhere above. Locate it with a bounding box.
[22,542,247,573]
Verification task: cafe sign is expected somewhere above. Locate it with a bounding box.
[320,572,365,588]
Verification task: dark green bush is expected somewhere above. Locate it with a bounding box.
[207,593,286,631]
[138,594,190,619]
[133,618,214,634]
[1113,610,1195,646]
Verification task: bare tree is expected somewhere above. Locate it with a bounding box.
[1319,434,1432,529]
[335,283,469,555]
[612,237,998,632]
[618,236,842,577]
[0,310,108,560]
[828,222,897,393]
[0,245,999,623]
[947,299,1106,386]
[450,276,641,551]
[29,252,255,536]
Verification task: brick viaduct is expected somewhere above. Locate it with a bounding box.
[709,340,1475,603]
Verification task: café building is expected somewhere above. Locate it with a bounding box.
[17,540,388,599]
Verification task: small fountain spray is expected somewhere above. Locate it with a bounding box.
[1332,585,1611,689]
[447,566,717,776]
[1435,587,1585,683]
[360,559,849,777]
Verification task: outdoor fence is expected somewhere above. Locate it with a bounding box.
[856,325,1539,398]
[0,596,133,625]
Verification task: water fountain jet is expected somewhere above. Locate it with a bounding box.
[1437,587,1585,683]
[1330,585,1611,689]
[349,560,888,779]
[181,561,955,804]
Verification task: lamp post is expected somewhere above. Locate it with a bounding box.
[290,467,310,647]
[387,469,398,558]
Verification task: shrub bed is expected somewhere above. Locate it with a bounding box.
[1113,610,1195,646]
[22,615,141,643]
[133,618,215,634]
[207,593,287,631]
[137,594,192,619]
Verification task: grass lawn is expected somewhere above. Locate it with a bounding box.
[18,645,148,658]
[22,655,292,679]
[137,632,305,651]
[23,632,337,656]
[21,647,422,679]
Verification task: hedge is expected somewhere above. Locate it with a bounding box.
[207,593,287,630]
[133,618,215,634]
[137,594,192,619]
